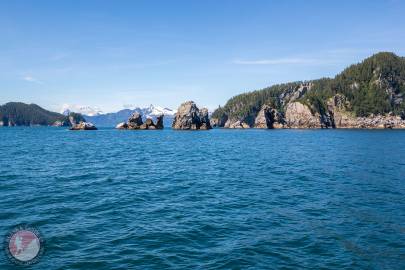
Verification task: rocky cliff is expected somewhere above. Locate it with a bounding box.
[254,105,285,129]
[327,94,405,128]
[212,52,405,129]
[249,94,405,129]
[284,102,333,128]
[172,101,212,130]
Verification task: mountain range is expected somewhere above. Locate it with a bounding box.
[83,104,175,127]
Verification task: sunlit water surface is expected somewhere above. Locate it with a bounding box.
[0,127,404,269]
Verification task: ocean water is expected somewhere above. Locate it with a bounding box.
[0,127,404,269]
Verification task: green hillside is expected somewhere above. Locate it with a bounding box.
[0,102,85,126]
[212,52,405,124]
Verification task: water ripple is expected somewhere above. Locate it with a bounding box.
[0,127,404,269]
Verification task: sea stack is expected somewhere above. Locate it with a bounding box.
[172,101,212,130]
[116,112,164,130]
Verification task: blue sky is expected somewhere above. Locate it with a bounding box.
[1,0,405,112]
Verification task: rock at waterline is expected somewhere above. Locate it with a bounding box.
[127,112,143,129]
[69,121,98,130]
[155,115,164,129]
[254,104,285,129]
[172,101,212,130]
[115,122,128,129]
[224,119,250,129]
[117,112,164,130]
[284,101,332,128]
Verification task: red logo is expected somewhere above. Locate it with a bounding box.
[4,225,44,265]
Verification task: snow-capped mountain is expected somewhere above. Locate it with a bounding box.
[83,104,175,127]
[60,104,103,117]
[137,104,175,118]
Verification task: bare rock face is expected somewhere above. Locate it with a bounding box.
[254,105,271,128]
[279,82,312,106]
[127,112,143,129]
[155,115,164,129]
[254,105,285,129]
[172,101,199,129]
[172,101,212,130]
[285,102,320,128]
[70,121,98,130]
[117,113,164,130]
[224,119,250,129]
[327,94,356,128]
[210,115,228,128]
[285,102,329,128]
[139,123,148,130]
[327,94,405,128]
[199,108,212,130]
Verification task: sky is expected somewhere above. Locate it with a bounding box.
[0,0,405,112]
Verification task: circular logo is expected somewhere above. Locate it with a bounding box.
[4,224,44,266]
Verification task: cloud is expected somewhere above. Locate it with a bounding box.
[22,76,43,84]
[232,49,372,66]
[232,58,318,65]
[50,53,69,61]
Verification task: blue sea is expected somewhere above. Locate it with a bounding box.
[0,127,404,269]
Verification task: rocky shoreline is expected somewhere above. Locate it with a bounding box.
[2,99,405,130]
[211,93,405,129]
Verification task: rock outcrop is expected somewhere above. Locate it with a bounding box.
[155,115,164,129]
[116,112,164,130]
[172,101,212,130]
[254,105,285,129]
[210,115,228,128]
[218,96,405,130]
[279,82,313,106]
[284,102,333,128]
[127,112,143,129]
[69,121,98,130]
[198,108,211,130]
[327,94,405,128]
[224,119,250,129]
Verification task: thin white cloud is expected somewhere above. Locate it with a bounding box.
[22,76,43,84]
[49,53,69,61]
[233,58,317,65]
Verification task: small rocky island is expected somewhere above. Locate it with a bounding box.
[172,101,212,130]
[70,121,98,130]
[116,112,164,130]
[51,113,97,130]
